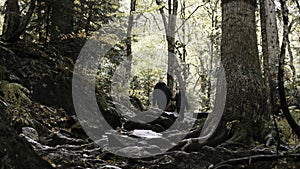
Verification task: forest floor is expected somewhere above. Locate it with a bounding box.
[1,41,300,169]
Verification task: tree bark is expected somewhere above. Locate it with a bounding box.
[156,0,178,92]
[166,0,178,92]
[260,0,280,116]
[125,0,137,82]
[2,0,20,41]
[221,0,266,144]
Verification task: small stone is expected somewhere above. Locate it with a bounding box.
[22,127,39,141]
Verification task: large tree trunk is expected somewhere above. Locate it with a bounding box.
[221,0,266,145]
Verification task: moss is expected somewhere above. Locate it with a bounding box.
[0,81,33,128]
[0,80,31,107]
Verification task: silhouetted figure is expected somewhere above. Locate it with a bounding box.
[174,88,189,119]
[152,82,172,111]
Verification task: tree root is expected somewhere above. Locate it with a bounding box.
[211,153,300,169]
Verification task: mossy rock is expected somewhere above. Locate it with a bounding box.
[0,80,31,107]
[0,81,33,129]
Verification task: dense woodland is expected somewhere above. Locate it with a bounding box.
[0,0,300,168]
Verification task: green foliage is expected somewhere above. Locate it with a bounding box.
[277,73,300,144]
[73,0,120,33]
[0,0,300,148]
[18,0,120,43]
[129,69,161,108]
[277,116,299,144]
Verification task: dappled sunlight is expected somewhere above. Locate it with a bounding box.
[0,0,300,168]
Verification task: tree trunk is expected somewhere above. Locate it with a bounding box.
[278,0,300,138]
[260,0,280,116]
[125,0,137,82]
[221,0,266,145]
[50,0,74,40]
[156,0,178,92]
[166,0,178,93]
[3,0,36,43]
[2,0,20,41]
